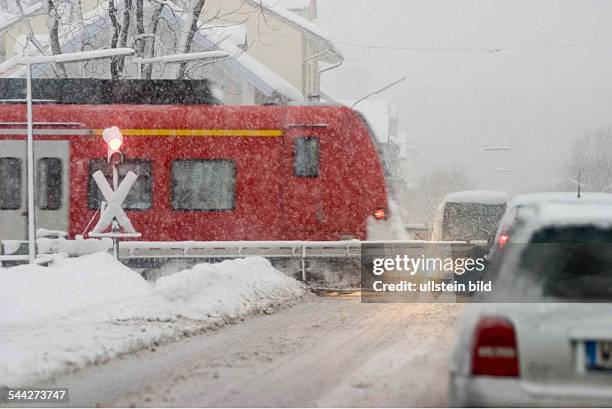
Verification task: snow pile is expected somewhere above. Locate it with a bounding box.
[0,253,304,386]
[0,253,152,326]
[156,257,305,321]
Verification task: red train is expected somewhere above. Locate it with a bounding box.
[0,80,388,242]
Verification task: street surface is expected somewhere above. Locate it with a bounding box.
[45,294,463,407]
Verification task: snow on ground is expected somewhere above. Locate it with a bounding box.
[67,298,462,407]
[0,253,305,386]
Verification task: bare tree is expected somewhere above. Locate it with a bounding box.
[408,165,472,224]
[46,0,67,77]
[175,0,206,78]
[116,0,132,73]
[108,0,122,78]
[75,0,86,52]
[10,0,48,55]
[142,2,165,79]
[134,0,146,57]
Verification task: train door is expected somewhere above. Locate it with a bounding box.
[0,140,69,240]
[0,141,26,240]
[281,128,329,238]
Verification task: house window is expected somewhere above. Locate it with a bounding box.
[171,160,236,211]
[36,158,62,210]
[294,137,319,177]
[0,157,22,209]
[88,159,152,210]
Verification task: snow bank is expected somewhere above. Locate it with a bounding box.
[0,253,151,326]
[0,254,304,386]
[156,257,305,321]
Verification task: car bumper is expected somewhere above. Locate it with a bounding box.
[450,374,612,407]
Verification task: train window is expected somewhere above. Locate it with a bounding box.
[0,157,21,210]
[36,158,62,210]
[294,137,319,177]
[88,159,152,210]
[171,160,236,211]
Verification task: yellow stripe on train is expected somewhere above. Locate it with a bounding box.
[93,129,284,137]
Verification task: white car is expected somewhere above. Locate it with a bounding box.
[449,203,612,407]
[488,192,612,259]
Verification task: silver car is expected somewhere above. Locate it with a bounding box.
[449,202,612,407]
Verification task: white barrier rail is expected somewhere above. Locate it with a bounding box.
[1,239,487,285]
[1,239,486,263]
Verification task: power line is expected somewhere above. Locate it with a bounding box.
[248,28,612,53]
[333,39,612,52]
[396,141,572,148]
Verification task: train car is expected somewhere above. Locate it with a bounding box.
[0,79,389,242]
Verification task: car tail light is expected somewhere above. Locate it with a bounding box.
[374,208,386,220]
[471,316,519,377]
[498,233,509,248]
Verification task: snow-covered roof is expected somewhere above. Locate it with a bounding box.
[6,0,303,102]
[443,190,510,205]
[147,1,303,101]
[189,18,303,101]
[1,1,120,77]
[522,203,612,230]
[244,0,342,64]
[277,0,311,10]
[199,23,247,48]
[508,192,612,208]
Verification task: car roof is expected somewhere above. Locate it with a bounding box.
[442,190,509,205]
[508,192,612,208]
[517,202,612,233]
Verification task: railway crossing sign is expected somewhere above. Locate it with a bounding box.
[88,126,141,259]
[89,170,140,236]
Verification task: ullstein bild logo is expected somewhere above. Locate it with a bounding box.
[360,242,491,303]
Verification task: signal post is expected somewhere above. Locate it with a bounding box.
[89,126,141,259]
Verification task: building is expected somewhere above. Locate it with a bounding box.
[0,0,342,104]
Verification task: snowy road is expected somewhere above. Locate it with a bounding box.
[43,295,462,407]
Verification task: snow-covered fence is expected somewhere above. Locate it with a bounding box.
[1,238,486,288]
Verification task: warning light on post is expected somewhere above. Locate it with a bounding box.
[102,126,124,162]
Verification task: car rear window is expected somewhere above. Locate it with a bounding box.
[519,226,612,301]
[442,202,506,241]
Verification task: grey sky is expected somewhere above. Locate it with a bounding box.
[317,0,612,193]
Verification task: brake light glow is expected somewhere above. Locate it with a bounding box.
[498,233,509,248]
[374,208,386,220]
[471,316,519,377]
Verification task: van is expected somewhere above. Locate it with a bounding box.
[431,190,509,243]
